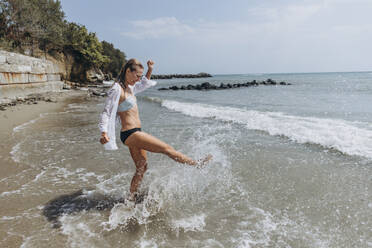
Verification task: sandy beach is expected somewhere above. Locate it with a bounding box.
[0,90,93,176]
[0,90,91,247]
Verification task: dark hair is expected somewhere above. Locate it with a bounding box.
[117,58,144,84]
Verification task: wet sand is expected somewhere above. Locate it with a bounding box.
[0,90,92,177]
[0,91,89,247]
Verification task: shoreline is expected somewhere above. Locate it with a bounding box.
[0,90,90,134]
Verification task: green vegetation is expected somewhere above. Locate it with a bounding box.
[100,41,126,78]
[0,0,126,81]
[63,22,108,68]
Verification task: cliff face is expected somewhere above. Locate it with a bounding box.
[0,50,64,100]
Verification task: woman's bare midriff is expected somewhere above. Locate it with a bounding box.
[117,104,141,131]
[117,87,142,131]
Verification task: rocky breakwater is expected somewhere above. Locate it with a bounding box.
[0,50,64,101]
[158,79,292,91]
[151,72,212,79]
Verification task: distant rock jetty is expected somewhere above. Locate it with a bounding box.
[151,72,212,79]
[158,79,291,91]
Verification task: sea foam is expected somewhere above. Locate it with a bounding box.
[160,100,372,159]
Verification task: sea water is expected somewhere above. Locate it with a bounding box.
[0,72,371,247]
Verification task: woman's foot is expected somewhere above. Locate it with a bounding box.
[128,191,147,204]
[196,154,213,168]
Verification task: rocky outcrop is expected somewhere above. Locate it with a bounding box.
[0,50,64,100]
[151,72,212,79]
[86,68,105,83]
[158,79,292,91]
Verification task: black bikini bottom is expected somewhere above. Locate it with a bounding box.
[120,128,141,144]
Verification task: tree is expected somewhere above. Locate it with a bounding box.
[63,22,109,68]
[37,0,65,53]
[0,0,65,54]
[100,40,126,78]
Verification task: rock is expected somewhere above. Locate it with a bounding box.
[0,98,12,105]
[267,78,277,85]
[104,73,113,81]
[63,84,72,90]
[28,93,44,101]
[90,89,106,97]
[158,87,169,90]
[86,68,104,83]
[187,84,195,90]
[201,82,212,89]
[219,83,227,89]
[169,86,179,90]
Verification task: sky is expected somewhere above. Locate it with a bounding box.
[59,0,372,74]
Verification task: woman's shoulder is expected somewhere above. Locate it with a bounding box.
[106,82,121,96]
[110,82,121,90]
[111,81,119,87]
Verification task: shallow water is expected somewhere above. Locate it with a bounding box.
[0,72,371,247]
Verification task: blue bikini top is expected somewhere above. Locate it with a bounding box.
[117,94,136,112]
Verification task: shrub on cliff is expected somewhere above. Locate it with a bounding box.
[63,22,109,68]
[0,0,65,54]
[100,41,126,78]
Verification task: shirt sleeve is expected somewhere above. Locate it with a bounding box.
[99,85,119,133]
[132,76,157,95]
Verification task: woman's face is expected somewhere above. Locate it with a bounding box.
[126,67,144,85]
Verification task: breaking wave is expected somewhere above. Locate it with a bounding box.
[158,99,372,159]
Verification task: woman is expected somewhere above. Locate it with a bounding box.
[99,58,212,201]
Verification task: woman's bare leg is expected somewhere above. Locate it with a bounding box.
[128,146,148,198]
[125,131,207,166]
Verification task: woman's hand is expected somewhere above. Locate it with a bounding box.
[100,132,109,144]
[146,60,155,79]
[147,60,155,70]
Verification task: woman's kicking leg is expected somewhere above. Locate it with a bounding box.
[125,131,211,166]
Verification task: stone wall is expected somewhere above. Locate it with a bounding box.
[0,50,64,100]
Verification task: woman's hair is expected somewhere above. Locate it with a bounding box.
[117,58,144,83]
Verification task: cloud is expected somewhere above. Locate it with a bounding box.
[120,1,372,73]
[121,17,194,39]
[120,2,324,42]
[247,2,323,23]
[121,0,372,45]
